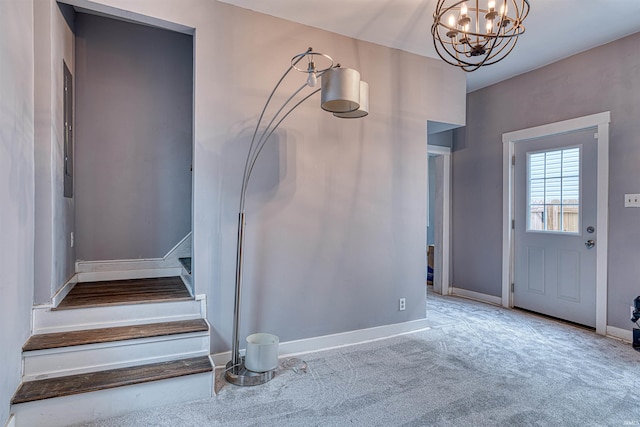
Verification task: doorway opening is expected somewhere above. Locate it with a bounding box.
[51,2,195,302]
[427,123,455,299]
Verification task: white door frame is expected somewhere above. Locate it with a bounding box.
[501,112,610,335]
[427,144,451,297]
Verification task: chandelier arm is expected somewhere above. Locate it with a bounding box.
[513,0,530,25]
[483,37,519,65]
[480,28,518,65]
[433,34,472,69]
[436,38,488,68]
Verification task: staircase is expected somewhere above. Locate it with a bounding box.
[10,273,213,427]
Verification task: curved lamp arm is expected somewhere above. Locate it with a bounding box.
[238,48,312,213]
[242,86,321,209]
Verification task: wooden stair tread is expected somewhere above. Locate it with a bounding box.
[23,319,208,351]
[11,356,212,404]
[54,276,191,310]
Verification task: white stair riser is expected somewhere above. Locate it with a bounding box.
[23,333,210,380]
[11,371,213,427]
[33,297,205,334]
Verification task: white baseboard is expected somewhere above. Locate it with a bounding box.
[212,318,430,367]
[76,258,174,274]
[164,232,192,261]
[51,275,78,308]
[606,325,632,343]
[4,414,15,427]
[77,267,182,283]
[450,287,502,306]
[75,234,192,277]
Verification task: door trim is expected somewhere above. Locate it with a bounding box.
[501,112,610,335]
[427,144,451,297]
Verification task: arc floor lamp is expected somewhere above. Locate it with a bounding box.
[225,48,369,386]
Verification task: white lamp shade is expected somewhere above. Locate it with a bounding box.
[333,81,369,119]
[321,67,361,113]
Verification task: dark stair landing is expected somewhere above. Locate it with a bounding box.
[11,356,213,404]
[23,319,208,351]
[55,276,191,310]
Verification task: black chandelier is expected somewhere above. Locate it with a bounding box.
[431,0,530,72]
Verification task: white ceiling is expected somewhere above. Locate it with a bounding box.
[219,0,640,92]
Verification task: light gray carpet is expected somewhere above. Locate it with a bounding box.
[74,292,640,426]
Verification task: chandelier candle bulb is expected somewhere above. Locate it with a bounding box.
[431,0,530,71]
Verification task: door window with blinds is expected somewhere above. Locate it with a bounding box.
[527,146,580,233]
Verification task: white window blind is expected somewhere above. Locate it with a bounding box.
[527,147,580,233]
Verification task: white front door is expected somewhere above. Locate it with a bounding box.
[514,127,597,327]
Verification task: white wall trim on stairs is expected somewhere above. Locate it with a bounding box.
[76,267,183,282]
[212,318,430,367]
[449,287,502,306]
[75,233,192,282]
[51,275,77,308]
[4,414,15,427]
[606,325,632,343]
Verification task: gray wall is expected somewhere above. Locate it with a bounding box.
[452,31,640,330]
[75,13,193,261]
[34,0,76,304]
[200,3,466,353]
[0,0,34,422]
[47,0,466,356]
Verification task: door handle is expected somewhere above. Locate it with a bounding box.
[585,240,595,249]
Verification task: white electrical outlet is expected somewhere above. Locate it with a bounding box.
[399,298,406,311]
[70,232,74,248]
[625,194,640,208]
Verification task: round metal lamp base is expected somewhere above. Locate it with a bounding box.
[225,358,276,386]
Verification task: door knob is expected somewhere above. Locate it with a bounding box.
[585,240,595,249]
